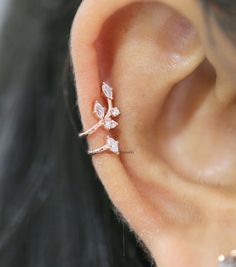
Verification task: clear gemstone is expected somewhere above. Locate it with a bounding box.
[111,107,120,117]
[102,82,113,99]
[94,101,105,119]
[219,255,236,267]
[107,137,119,154]
[104,118,118,129]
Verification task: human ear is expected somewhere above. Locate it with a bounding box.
[71,1,236,266]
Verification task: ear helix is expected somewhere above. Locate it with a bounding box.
[79,82,120,155]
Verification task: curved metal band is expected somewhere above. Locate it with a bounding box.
[88,145,109,155]
[79,120,103,137]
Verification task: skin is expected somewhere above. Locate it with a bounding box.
[70,0,236,266]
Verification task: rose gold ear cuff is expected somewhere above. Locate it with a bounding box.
[79,82,120,155]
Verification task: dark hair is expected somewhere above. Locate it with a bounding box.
[201,0,236,43]
[0,1,151,266]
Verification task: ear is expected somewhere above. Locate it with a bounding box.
[70,0,232,266]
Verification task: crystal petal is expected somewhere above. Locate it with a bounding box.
[102,82,113,99]
[107,137,119,154]
[104,118,118,129]
[111,107,120,117]
[94,101,105,119]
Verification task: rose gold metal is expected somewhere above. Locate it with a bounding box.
[88,145,109,155]
[78,82,120,155]
[106,99,113,117]
[79,120,103,137]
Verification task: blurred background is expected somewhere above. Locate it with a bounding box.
[0,1,151,267]
[0,0,8,29]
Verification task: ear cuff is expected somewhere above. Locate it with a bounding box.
[79,82,120,155]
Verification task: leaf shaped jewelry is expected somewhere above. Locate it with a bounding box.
[94,101,105,119]
[79,82,120,155]
[102,82,113,99]
[103,118,119,130]
[111,107,120,117]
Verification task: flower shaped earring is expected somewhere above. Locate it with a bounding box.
[79,82,120,155]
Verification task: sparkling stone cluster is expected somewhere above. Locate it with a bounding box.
[107,136,119,154]
[93,82,120,154]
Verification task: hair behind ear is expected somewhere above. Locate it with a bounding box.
[0,0,152,266]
